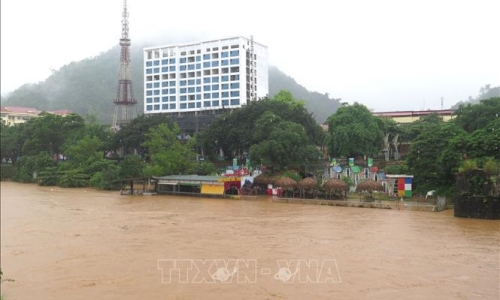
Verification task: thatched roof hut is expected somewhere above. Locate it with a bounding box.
[253,174,278,185]
[323,178,348,192]
[298,177,317,189]
[275,177,298,189]
[355,179,384,192]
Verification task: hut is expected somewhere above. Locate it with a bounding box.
[356,179,384,201]
[297,177,318,198]
[274,177,298,198]
[323,178,348,199]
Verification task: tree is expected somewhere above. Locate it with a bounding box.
[453,97,500,133]
[200,91,325,161]
[406,122,467,188]
[326,102,384,157]
[142,123,198,177]
[249,113,322,172]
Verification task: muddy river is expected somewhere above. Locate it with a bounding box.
[1,181,498,299]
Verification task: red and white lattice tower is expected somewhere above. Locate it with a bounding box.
[112,0,137,129]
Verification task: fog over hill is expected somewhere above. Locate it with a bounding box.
[1,34,342,124]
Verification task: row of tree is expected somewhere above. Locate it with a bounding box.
[1,92,499,195]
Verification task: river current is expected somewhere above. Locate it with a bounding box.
[1,181,498,299]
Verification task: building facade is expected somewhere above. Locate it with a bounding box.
[1,107,72,126]
[143,36,268,115]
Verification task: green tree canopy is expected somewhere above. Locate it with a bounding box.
[326,102,384,157]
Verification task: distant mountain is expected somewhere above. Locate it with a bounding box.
[1,40,341,124]
[451,84,500,109]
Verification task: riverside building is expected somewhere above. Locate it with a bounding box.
[143,36,268,115]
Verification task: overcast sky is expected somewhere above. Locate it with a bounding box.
[2,0,499,111]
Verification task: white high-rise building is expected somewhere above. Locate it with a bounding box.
[143,36,268,114]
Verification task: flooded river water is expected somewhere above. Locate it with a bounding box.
[1,181,499,299]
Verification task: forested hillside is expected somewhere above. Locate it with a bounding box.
[1,41,342,124]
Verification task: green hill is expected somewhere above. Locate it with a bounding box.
[1,41,342,124]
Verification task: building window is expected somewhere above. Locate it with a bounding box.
[146,83,153,88]
[221,91,229,98]
[180,103,187,109]
[154,82,160,88]
[188,79,195,85]
[180,95,187,101]
[146,61,153,67]
[230,91,240,97]
[230,82,239,89]
[212,61,219,67]
[221,84,229,90]
[180,88,187,93]
[221,75,229,82]
[230,50,239,56]
[169,88,176,94]
[196,87,201,93]
[188,103,195,109]
[154,97,160,103]
[203,78,210,83]
[170,96,176,101]
[154,60,160,66]
[188,87,195,93]
[221,60,228,66]
[162,89,168,94]
[230,58,239,65]
[146,91,153,96]
[230,74,239,81]
[212,84,219,91]
[212,100,220,106]
[180,80,187,86]
[196,79,201,85]
[212,77,219,83]
[146,97,152,103]
[180,57,186,63]
[212,92,220,98]
[146,69,152,74]
[169,66,176,72]
[204,93,211,99]
[170,104,176,109]
[222,99,229,106]
[146,105,152,111]
[203,54,210,60]
[162,97,168,102]
[170,81,176,86]
[196,56,201,62]
[204,101,211,107]
[162,82,168,87]
[169,58,175,64]
[162,59,168,65]
[154,90,160,95]
[203,85,211,91]
[221,52,229,58]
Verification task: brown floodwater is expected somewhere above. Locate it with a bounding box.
[1,181,499,300]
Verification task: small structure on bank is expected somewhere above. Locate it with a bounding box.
[454,169,500,219]
[297,177,318,198]
[385,174,413,197]
[274,177,297,198]
[323,178,348,199]
[356,179,384,201]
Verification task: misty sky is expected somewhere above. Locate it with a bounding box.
[1,0,499,111]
